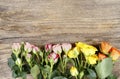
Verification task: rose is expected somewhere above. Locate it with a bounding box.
[48,52,59,79]
[98,53,107,60]
[86,54,98,65]
[52,44,62,54]
[15,58,22,71]
[67,47,79,58]
[76,42,98,56]
[70,66,78,77]
[25,54,33,67]
[15,58,22,66]
[100,42,112,55]
[26,53,32,63]
[48,52,59,64]
[45,44,52,53]
[12,43,21,57]
[24,42,32,53]
[32,45,40,55]
[31,45,41,60]
[12,43,21,51]
[61,43,72,55]
[110,47,120,61]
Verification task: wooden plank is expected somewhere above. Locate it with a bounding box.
[0,0,120,79]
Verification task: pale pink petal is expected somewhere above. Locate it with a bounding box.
[53,44,62,54]
[62,43,72,53]
[12,43,21,51]
[24,42,32,52]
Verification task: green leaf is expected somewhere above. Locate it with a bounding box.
[12,70,18,78]
[107,74,117,79]
[41,65,50,75]
[38,73,43,79]
[11,53,17,61]
[51,70,61,79]
[12,65,20,71]
[8,58,15,69]
[12,65,22,78]
[53,76,67,79]
[40,65,50,79]
[31,65,40,79]
[95,58,113,79]
[87,69,96,79]
[21,72,27,79]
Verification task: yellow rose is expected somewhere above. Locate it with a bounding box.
[76,42,98,56]
[86,55,98,65]
[67,47,79,58]
[76,42,88,48]
[70,66,78,76]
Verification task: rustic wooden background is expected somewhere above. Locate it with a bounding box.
[0,0,120,79]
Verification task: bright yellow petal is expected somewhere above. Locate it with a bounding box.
[67,47,79,58]
[86,55,98,65]
[70,66,78,76]
[76,42,98,56]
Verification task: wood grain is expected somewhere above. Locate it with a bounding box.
[0,0,120,79]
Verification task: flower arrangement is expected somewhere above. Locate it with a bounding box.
[8,42,120,79]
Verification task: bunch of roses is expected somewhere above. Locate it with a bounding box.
[67,42,120,79]
[8,42,120,79]
[8,42,72,79]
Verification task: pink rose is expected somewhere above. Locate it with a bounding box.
[52,44,62,54]
[12,43,21,51]
[26,54,32,62]
[45,44,52,52]
[48,52,59,64]
[62,43,72,54]
[32,45,40,54]
[12,43,21,57]
[24,42,32,53]
[27,53,32,59]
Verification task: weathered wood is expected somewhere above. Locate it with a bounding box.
[0,0,120,79]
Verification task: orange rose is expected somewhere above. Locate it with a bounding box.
[100,42,112,55]
[98,53,107,60]
[110,47,120,61]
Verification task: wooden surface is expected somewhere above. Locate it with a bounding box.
[0,0,120,79]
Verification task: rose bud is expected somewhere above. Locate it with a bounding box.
[61,43,72,55]
[32,45,40,55]
[68,47,79,58]
[15,58,22,68]
[12,43,21,57]
[24,42,32,53]
[110,47,120,61]
[53,44,62,54]
[48,52,59,64]
[70,66,78,77]
[98,53,107,60]
[45,44,52,52]
[86,54,98,65]
[26,53,32,63]
[100,42,112,55]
